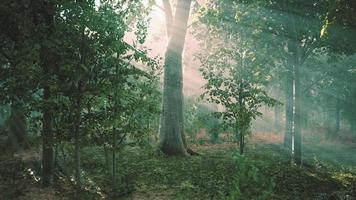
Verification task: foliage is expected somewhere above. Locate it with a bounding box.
[184,99,223,143]
[195,0,356,143]
[0,0,161,190]
[199,48,279,147]
[228,153,275,200]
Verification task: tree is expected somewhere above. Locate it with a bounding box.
[1,0,155,188]
[199,45,278,154]
[160,0,193,156]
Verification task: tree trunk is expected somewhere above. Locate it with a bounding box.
[302,104,309,130]
[284,67,293,149]
[239,130,244,155]
[294,64,302,166]
[349,81,356,138]
[40,1,55,186]
[301,94,309,130]
[42,84,54,186]
[335,91,340,134]
[274,105,281,133]
[74,91,82,190]
[160,0,192,156]
[103,144,110,171]
[162,0,173,36]
[112,127,117,198]
[325,95,334,139]
[351,120,356,137]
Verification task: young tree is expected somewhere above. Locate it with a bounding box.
[200,46,278,154]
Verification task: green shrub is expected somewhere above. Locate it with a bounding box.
[227,153,275,200]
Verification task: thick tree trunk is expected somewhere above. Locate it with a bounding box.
[160,0,192,156]
[294,64,302,166]
[284,67,293,149]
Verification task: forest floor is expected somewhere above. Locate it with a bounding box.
[0,133,355,200]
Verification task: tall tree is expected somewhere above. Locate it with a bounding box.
[160,0,192,156]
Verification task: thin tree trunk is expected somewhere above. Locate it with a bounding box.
[302,103,309,130]
[349,80,356,137]
[294,64,302,166]
[239,129,244,155]
[74,91,82,190]
[40,1,55,186]
[238,81,244,155]
[325,95,334,139]
[301,93,308,130]
[112,127,117,198]
[351,120,356,137]
[284,67,293,149]
[274,105,281,133]
[335,91,340,134]
[42,84,54,186]
[160,0,192,156]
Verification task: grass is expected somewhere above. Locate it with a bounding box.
[78,140,356,199]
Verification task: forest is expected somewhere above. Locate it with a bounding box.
[0,0,355,199]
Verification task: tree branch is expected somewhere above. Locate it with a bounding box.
[162,0,173,37]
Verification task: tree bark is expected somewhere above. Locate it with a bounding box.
[160,0,192,156]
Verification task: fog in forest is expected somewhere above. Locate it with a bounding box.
[0,0,355,199]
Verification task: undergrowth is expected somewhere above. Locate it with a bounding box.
[1,143,355,199]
